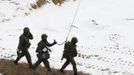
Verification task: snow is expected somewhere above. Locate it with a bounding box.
[0,0,134,75]
[0,73,3,75]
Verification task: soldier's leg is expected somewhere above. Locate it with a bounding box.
[25,51,33,68]
[70,58,78,75]
[60,59,70,72]
[43,59,52,72]
[33,59,42,70]
[14,52,24,65]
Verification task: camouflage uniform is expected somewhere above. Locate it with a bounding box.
[60,37,79,75]
[14,27,33,69]
[33,34,57,72]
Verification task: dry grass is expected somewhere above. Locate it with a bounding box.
[31,0,48,9]
[31,0,75,9]
[0,59,90,75]
[52,0,65,6]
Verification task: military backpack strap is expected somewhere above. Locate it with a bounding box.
[62,41,71,58]
[64,41,70,50]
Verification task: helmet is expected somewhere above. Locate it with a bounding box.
[41,34,48,40]
[23,27,29,35]
[71,37,78,43]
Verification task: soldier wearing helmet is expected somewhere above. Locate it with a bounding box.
[33,34,57,72]
[60,37,79,75]
[13,27,33,69]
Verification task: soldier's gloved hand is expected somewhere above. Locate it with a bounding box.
[53,39,57,44]
[61,57,64,60]
[16,49,21,56]
[61,56,64,60]
[49,49,52,52]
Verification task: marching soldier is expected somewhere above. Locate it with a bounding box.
[60,37,79,75]
[13,27,33,69]
[33,34,57,72]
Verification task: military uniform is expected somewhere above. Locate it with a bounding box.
[13,27,33,69]
[60,37,79,75]
[33,34,57,72]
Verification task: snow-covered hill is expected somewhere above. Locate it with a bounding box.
[1,0,134,75]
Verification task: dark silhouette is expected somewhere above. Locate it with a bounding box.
[33,34,57,72]
[60,37,79,75]
[13,27,33,69]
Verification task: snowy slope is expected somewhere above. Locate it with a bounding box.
[0,0,36,23]
[1,0,134,75]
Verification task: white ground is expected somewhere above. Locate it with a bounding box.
[0,0,134,75]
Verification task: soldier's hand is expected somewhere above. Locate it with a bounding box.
[17,50,22,56]
[49,49,52,52]
[61,57,64,60]
[53,39,57,44]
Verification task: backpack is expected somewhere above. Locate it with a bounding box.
[63,41,71,58]
[64,41,70,50]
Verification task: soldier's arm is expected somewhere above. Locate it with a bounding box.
[73,46,78,57]
[36,42,44,53]
[28,32,33,40]
[17,36,24,50]
[61,55,64,60]
[46,40,57,47]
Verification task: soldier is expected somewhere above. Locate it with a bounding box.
[33,34,57,72]
[60,37,79,75]
[13,27,33,69]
